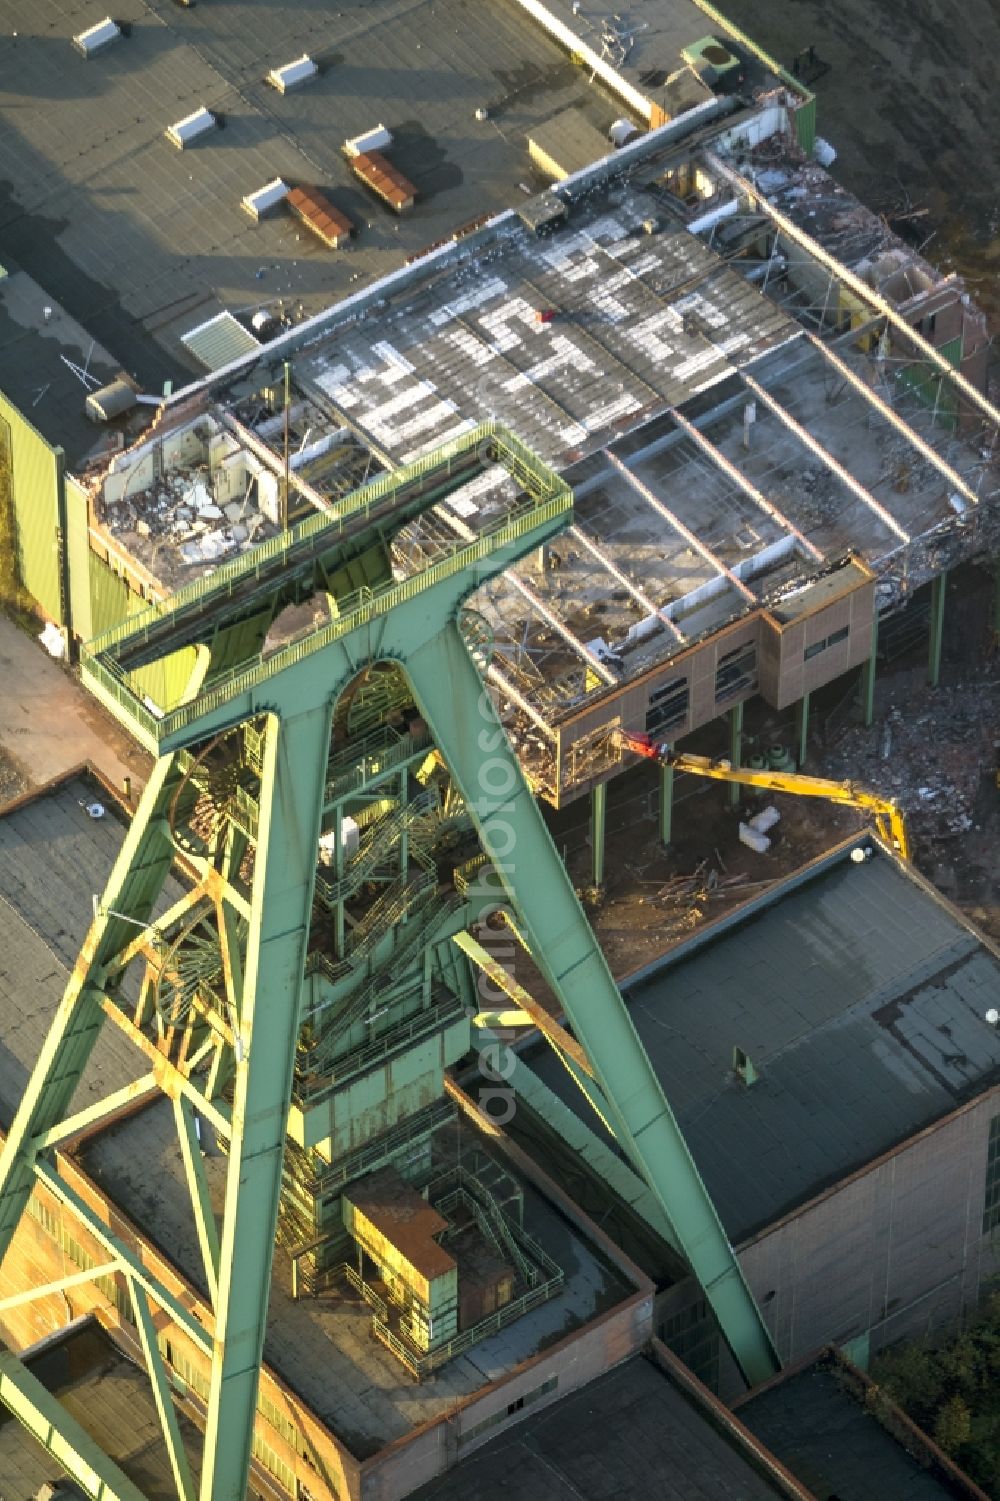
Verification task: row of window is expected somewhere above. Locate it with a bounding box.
[803,625,849,661]
[27,1195,332,1501]
[643,644,760,736]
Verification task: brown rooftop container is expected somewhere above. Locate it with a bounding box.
[286,186,354,248]
[350,150,416,213]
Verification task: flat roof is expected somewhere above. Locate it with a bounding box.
[410,1351,791,1500]
[0,1320,209,1501]
[527,840,1000,1243]
[0,774,639,1461]
[0,0,632,389]
[0,772,185,1131]
[0,267,124,466]
[739,1351,985,1500]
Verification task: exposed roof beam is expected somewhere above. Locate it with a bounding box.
[510,575,618,685]
[432,488,619,686]
[806,334,988,511]
[486,664,556,741]
[667,405,824,562]
[741,372,910,545]
[705,150,1000,433]
[567,523,686,643]
[605,451,757,603]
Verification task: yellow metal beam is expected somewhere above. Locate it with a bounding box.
[667,752,911,859]
[453,930,595,1078]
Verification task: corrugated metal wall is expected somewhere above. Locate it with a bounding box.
[64,475,197,709]
[64,479,94,641]
[0,391,64,622]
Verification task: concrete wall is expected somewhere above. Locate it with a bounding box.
[657,1085,1000,1400]
[361,1291,652,1501]
[760,574,875,709]
[0,389,65,625]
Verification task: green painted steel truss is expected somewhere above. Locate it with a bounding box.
[0,424,777,1501]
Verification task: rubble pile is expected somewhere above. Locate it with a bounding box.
[826,672,994,841]
[104,465,275,585]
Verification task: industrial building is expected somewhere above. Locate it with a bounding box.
[0,3,997,1501]
[510,834,1000,1394]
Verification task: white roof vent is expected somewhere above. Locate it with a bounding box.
[165,107,217,150]
[267,54,319,94]
[343,124,392,159]
[241,178,290,221]
[73,17,121,58]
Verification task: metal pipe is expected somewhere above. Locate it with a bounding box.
[728,702,743,809]
[928,571,946,687]
[591,780,607,888]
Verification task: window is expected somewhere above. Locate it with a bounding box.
[983,1115,1000,1234]
[804,624,850,661]
[458,1376,558,1448]
[715,643,756,705]
[645,676,688,735]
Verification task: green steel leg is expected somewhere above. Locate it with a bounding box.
[200,705,332,1501]
[728,703,743,808]
[128,1277,197,1501]
[406,621,779,1387]
[860,613,878,728]
[659,751,674,846]
[929,571,947,687]
[333,805,346,958]
[591,781,607,888]
[794,692,810,768]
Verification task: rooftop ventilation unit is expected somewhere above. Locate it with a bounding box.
[343,124,392,159]
[181,312,262,371]
[73,17,122,58]
[680,35,743,88]
[165,107,217,149]
[267,54,319,93]
[241,178,290,221]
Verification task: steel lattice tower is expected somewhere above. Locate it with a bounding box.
[0,426,777,1501]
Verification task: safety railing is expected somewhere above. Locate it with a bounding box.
[86,422,565,658]
[299,891,463,1077]
[370,1271,565,1379]
[299,994,468,1093]
[81,477,571,747]
[324,724,433,804]
[313,790,437,906]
